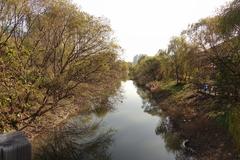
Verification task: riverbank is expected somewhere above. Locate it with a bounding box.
[32,80,185,160]
[143,81,240,160]
[22,81,123,141]
[24,100,89,141]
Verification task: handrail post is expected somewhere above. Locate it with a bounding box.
[0,132,31,160]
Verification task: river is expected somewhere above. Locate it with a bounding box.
[33,81,193,160]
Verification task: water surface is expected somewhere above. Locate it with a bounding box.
[34,81,185,160]
[101,81,175,160]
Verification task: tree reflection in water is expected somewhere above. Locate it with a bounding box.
[155,117,194,160]
[33,116,115,160]
[33,82,125,160]
[137,86,195,160]
[136,87,160,115]
[155,117,182,153]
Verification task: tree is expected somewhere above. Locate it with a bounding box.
[168,36,191,84]
[131,56,162,85]
[0,0,127,131]
[185,9,240,100]
[216,0,240,100]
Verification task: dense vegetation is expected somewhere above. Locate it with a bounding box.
[130,0,240,102]
[0,0,128,133]
[130,1,240,154]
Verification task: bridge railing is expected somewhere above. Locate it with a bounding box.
[0,132,31,160]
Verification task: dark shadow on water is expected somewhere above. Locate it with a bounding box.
[137,84,239,160]
[33,116,116,160]
[136,84,195,159]
[33,82,126,160]
[135,83,171,104]
[155,117,195,160]
[33,81,239,160]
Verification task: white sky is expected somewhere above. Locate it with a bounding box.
[72,0,232,62]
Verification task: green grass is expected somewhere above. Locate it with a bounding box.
[155,80,195,101]
[159,80,186,93]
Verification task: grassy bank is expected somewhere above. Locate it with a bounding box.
[143,80,240,160]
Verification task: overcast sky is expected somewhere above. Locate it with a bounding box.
[72,0,232,62]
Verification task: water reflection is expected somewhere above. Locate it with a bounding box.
[155,117,194,160]
[155,117,182,152]
[33,83,126,160]
[137,86,160,115]
[33,116,115,160]
[33,81,202,160]
[136,85,195,159]
[136,82,240,159]
[93,84,125,118]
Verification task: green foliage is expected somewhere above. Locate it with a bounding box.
[131,36,199,87]
[0,0,127,132]
[131,0,240,103]
[168,36,199,84]
[219,0,240,36]
[185,10,240,100]
[131,56,162,85]
[130,1,240,152]
[228,106,240,150]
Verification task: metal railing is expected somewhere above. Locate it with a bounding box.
[0,132,31,160]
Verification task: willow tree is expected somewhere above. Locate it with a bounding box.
[168,36,195,84]
[185,3,240,100]
[0,0,125,131]
[216,0,240,100]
